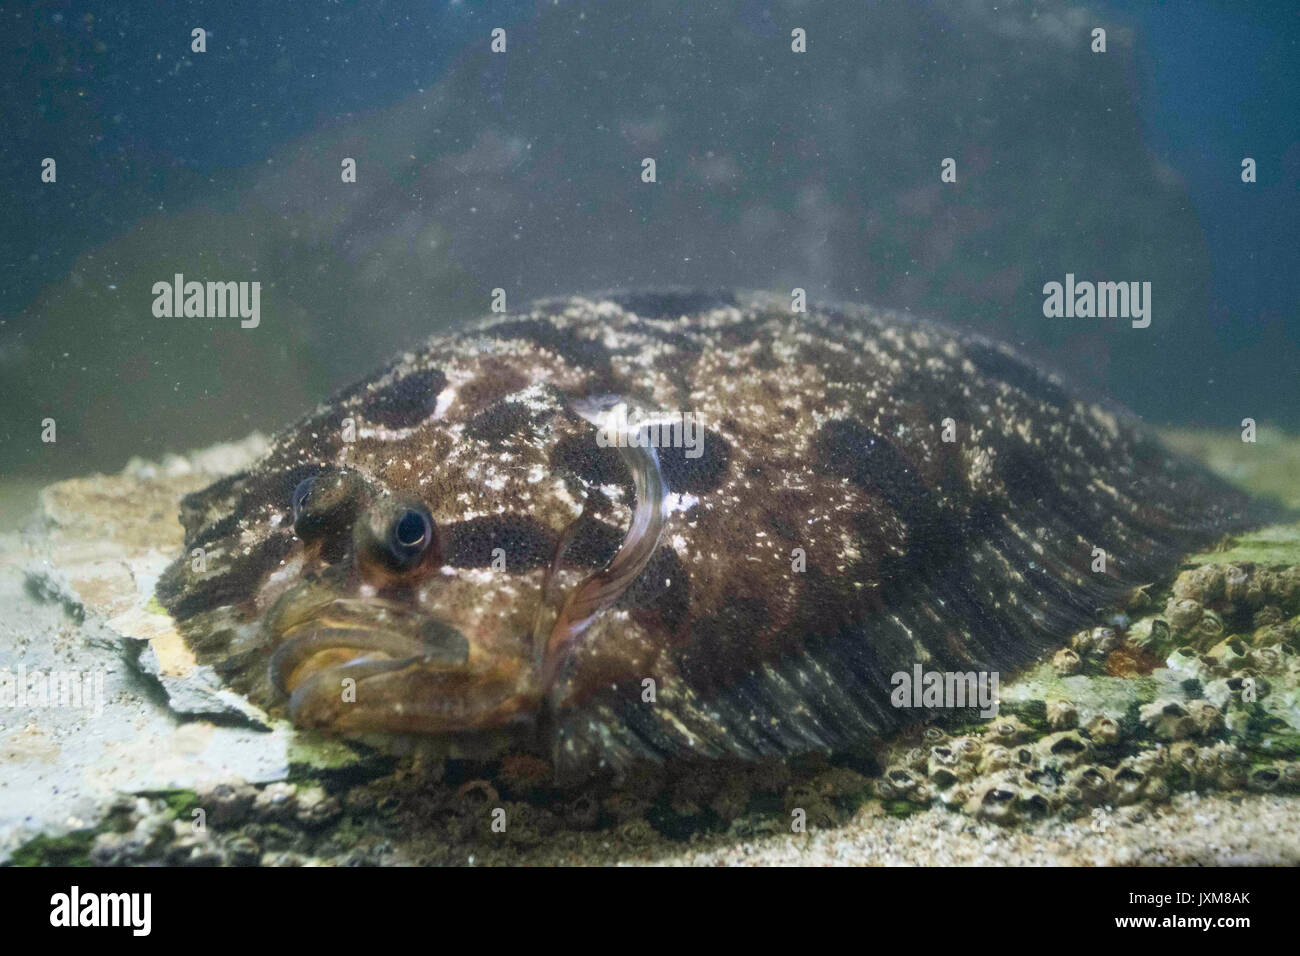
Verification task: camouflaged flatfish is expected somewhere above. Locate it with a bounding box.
[157,291,1262,773]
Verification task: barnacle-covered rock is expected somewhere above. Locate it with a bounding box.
[877,766,922,798]
[948,734,984,764]
[1202,675,1268,711]
[564,792,602,829]
[1035,730,1092,769]
[1085,714,1122,746]
[1016,786,1052,818]
[1223,565,1258,607]
[967,780,1022,823]
[1011,744,1038,769]
[1250,620,1293,649]
[1247,764,1282,793]
[927,744,964,787]
[1166,645,1214,682]
[921,726,950,745]
[1253,605,1284,630]
[252,782,299,822]
[1185,700,1225,737]
[978,744,1014,775]
[198,781,257,827]
[166,822,224,866]
[1189,609,1226,649]
[1165,597,1205,632]
[1169,741,1207,779]
[1071,627,1120,659]
[1139,700,1198,741]
[986,716,1034,746]
[708,775,753,822]
[1113,753,1169,806]
[1205,637,1252,674]
[293,787,342,830]
[1052,647,1083,676]
[1278,568,1300,608]
[939,782,973,808]
[500,802,558,847]
[1250,643,1292,674]
[1064,765,1113,806]
[1203,742,1249,789]
[1129,618,1171,652]
[899,746,929,772]
[1103,645,1158,678]
[1023,767,1063,801]
[1172,565,1225,605]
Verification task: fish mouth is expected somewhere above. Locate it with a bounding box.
[265,593,533,735]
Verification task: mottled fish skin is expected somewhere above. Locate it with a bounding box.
[157,291,1263,773]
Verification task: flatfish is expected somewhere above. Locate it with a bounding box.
[157,291,1262,772]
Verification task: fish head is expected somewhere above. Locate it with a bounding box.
[263,471,544,737]
[155,318,693,754]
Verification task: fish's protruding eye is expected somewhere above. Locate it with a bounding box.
[291,477,316,521]
[355,498,441,583]
[389,507,434,564]
[291,469,367,544]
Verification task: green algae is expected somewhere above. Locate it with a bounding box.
[1184,522,1300,569]
[286,730,394,784]
[1162,426,1300,511]
[10,830,97,867]
[1161,427,1300,567]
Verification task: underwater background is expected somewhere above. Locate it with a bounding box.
[2,0,1297,517]
[4,0,1300,870]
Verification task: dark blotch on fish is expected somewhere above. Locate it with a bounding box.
[465,400,540,445]
[657,428,730,493]
[442,515,555,569]
[818,419,929,512]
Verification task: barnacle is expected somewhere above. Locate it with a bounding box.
[1052,647,1082,676]
[1035,731,1092,769]
[1084,714,1122,746]
[1138,700,1197,742]
[1165,597,1205,632]
[1071,626,1120,659]
[1046,699,1078,730]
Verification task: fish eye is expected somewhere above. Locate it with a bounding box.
[291,477,316,520]
[389,507,433,562]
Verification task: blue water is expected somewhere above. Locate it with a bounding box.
[2,0,1297,485]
